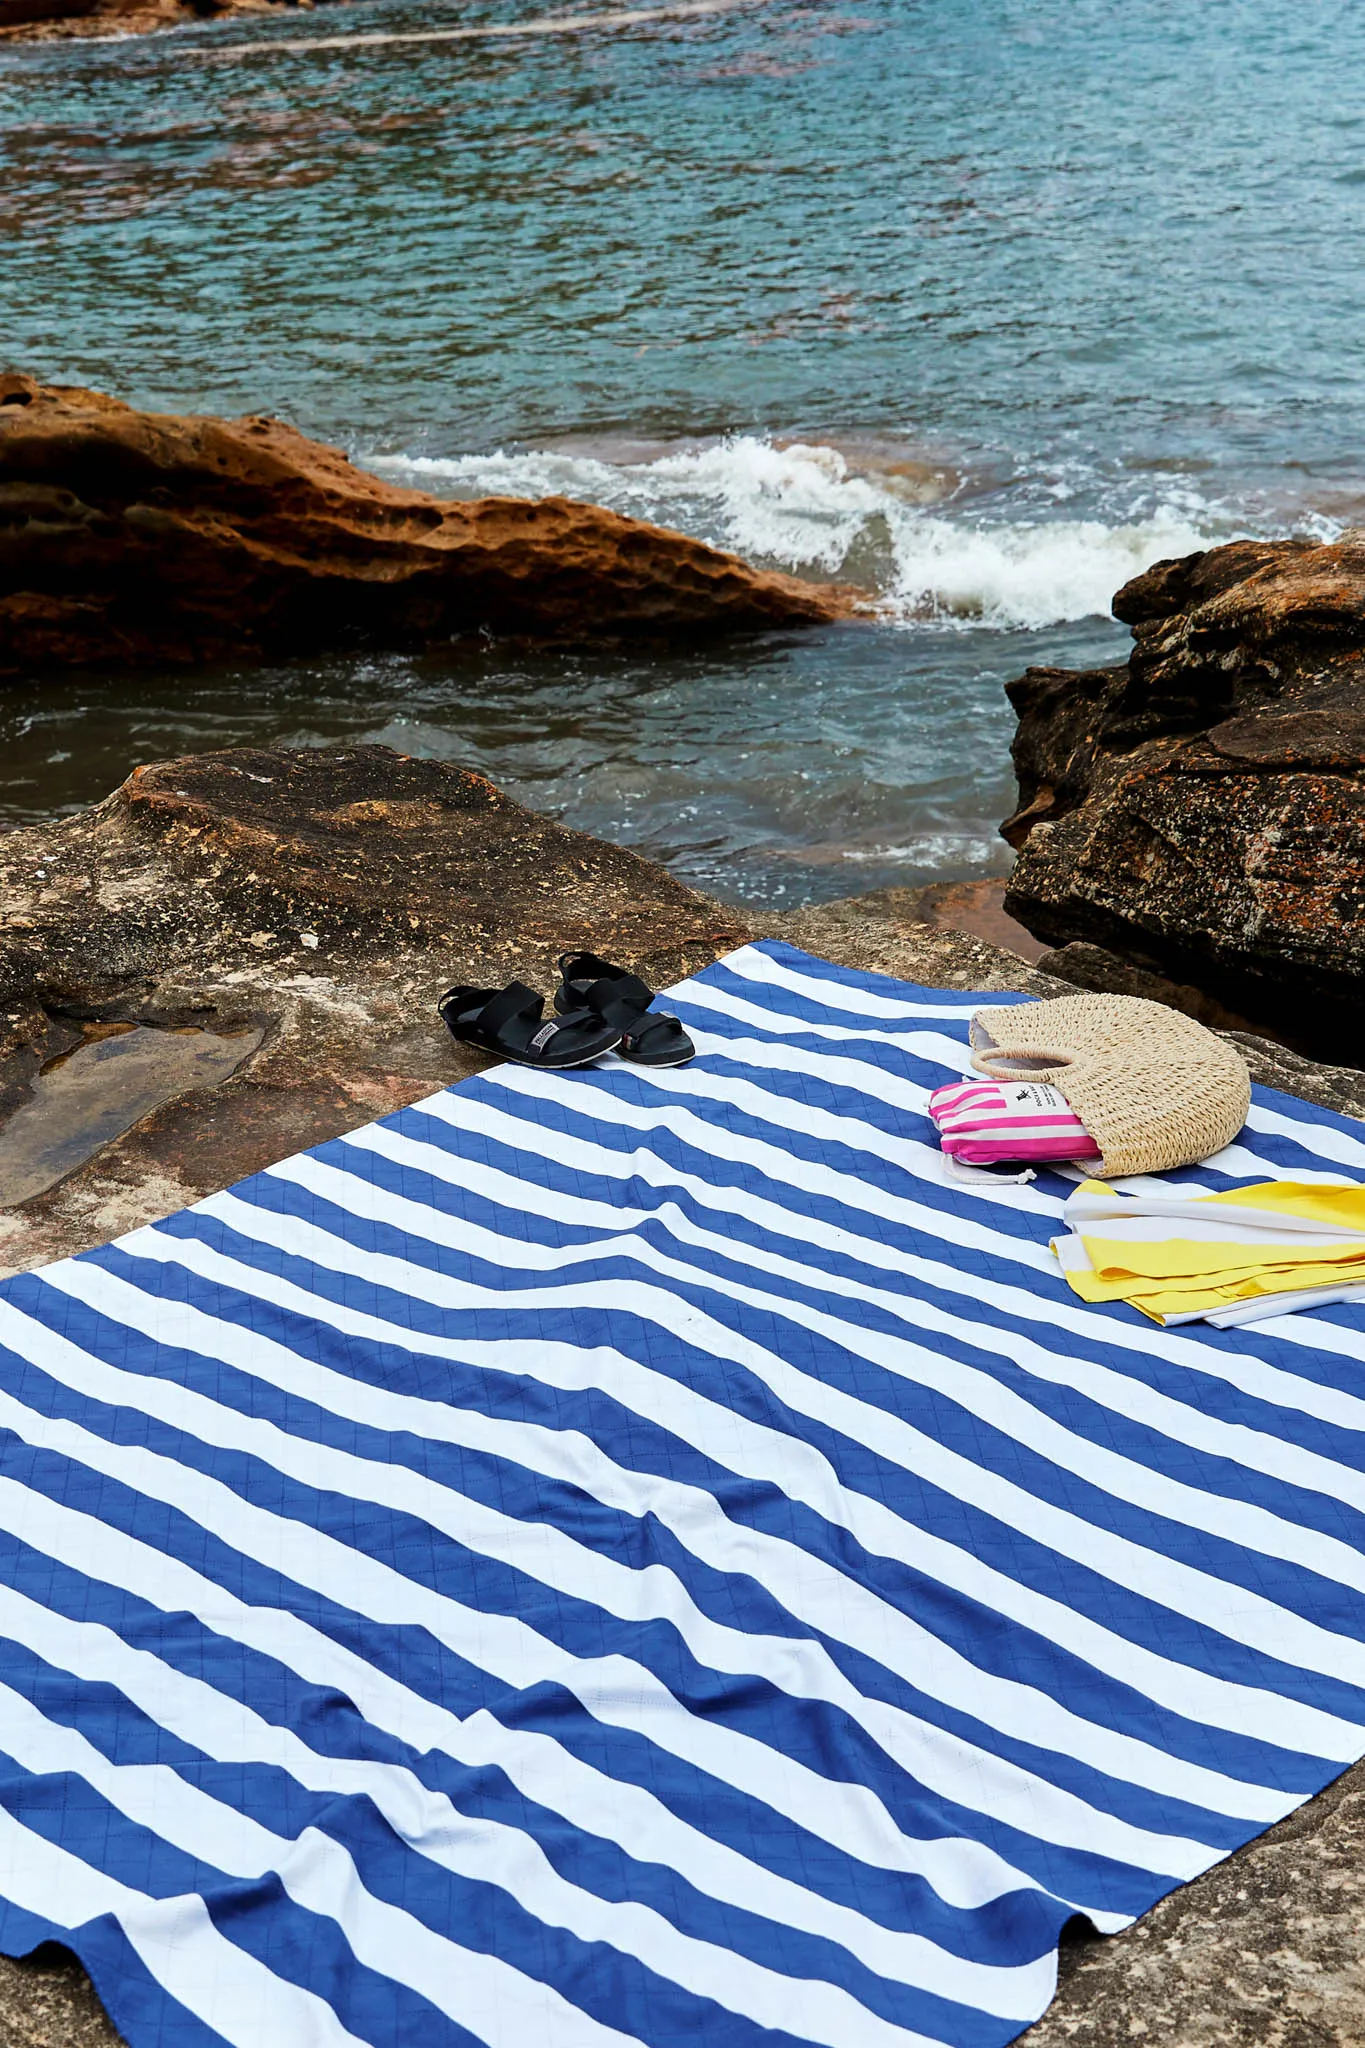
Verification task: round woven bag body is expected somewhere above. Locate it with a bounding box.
[968,992,1251,1179]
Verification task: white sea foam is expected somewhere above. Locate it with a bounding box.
[368,435,1242,631]
[882,508,1221,631]
[839,834,1008,869]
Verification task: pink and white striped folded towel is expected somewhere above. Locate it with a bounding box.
[928,1078,1101,1165]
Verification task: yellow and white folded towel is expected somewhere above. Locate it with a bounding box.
[1052,1178,1365,1326]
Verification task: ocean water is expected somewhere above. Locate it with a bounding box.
[2,0,1363,901]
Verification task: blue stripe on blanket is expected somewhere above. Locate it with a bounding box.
[0,937,1363,2048]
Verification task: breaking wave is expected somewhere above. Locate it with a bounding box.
[368,434,1244,630]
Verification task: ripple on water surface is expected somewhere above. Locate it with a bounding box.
[0,616,1131,904]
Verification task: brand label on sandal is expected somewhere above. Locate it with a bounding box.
[529,1021,561,1051]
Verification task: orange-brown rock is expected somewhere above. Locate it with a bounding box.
[1000,536,1365,1059]
[0,0,143,30]
[0,376,849,670]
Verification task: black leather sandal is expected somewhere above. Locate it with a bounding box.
[554,952,695,1068]
[438,981,623,1068]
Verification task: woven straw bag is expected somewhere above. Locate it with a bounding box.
[968,993,1250,1179]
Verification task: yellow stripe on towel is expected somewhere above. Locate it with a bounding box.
[1053,1176,1365,1322]
[1062,1259,1365,1320]
[1078,1234,1365,1284]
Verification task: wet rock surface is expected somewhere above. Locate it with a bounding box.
[888,876,1049,963]
[0,377,847,674]
[0,1020,262,1210]
[3,750,1365,2044]
[1000,537,1365,1058]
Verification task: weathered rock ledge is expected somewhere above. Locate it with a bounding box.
[0,742,749,1274]
[0,376,851,673]
[3,745,1365,2045]
[1001,536,1365,1060]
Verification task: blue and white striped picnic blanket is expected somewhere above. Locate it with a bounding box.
[1,938,1364,2048]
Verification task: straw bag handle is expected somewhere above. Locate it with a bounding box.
[970,1043,1077,1081]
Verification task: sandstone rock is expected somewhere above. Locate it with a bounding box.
[0,825,1051,1282]
[0,742,747,1276]
[0,0,112,29]
[1026,1760,1365,2048]
[753,880,1051,977]
[0,1943,124,2047]
[1001,537,1365,1059]
[0,380,849,672]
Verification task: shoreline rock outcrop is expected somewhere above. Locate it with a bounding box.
[0,376,851,673]
[6,737,1354,1267]
[1000,536,1365,1060]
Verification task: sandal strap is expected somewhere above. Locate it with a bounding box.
[558,950,612,982]
[622,1010,681,1050]
[584,975,653,1028]
[478,982,544,1038]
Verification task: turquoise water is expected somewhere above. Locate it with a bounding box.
[2,0,1362,898]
